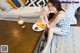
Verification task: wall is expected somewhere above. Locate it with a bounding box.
[25,0,48,7]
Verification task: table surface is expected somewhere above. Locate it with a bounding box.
[0,20,42,53]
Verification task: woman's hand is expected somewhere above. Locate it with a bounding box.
[40,7,46,18]
[40,7,47,24]
[46,23,50,28]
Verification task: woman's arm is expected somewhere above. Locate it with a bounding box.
[49,11,65,28]
[44,14,49,24]
[40,7,49,24]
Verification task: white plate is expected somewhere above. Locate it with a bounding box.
[32,23,45,31]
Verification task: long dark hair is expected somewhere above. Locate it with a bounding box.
[48,0,64,21]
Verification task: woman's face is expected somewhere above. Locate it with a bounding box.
[48,2,57,13]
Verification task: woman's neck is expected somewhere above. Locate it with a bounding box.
[54,10,58,14]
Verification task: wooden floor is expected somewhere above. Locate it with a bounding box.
[0,20,42,53]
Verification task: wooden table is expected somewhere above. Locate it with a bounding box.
[0,20,42,53]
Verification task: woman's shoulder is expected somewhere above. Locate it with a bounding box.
[57,10,66,19]
[58,10,65,14]
[58,10,66,16]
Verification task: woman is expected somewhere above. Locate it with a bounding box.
[40,0,71,53]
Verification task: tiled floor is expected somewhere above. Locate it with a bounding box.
[48,26,80,53]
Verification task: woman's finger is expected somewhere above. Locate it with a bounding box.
[40,11,45,16]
